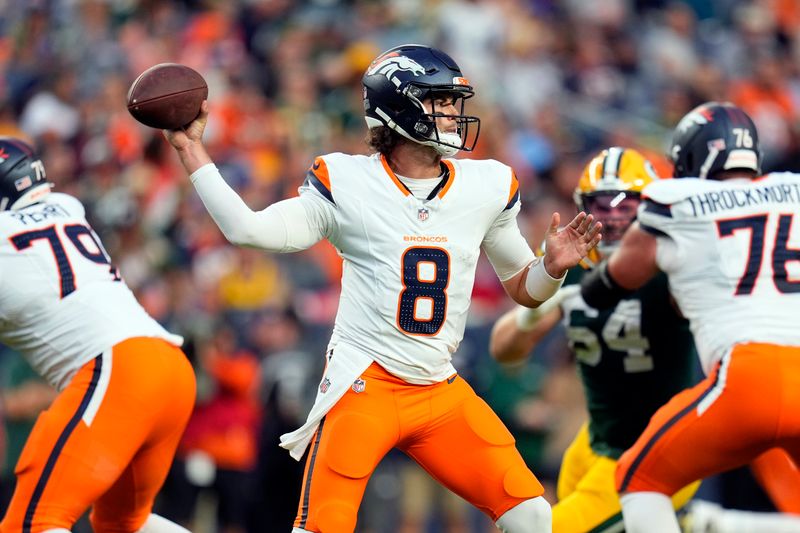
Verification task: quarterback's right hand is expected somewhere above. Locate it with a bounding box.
[163,100,209,151]
[163,101,213,174]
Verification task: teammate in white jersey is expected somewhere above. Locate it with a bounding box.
[580,102,800,533]
[164,44,601,533]
[0,138,195,533]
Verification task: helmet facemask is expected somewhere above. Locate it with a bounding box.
[405,85,480,157]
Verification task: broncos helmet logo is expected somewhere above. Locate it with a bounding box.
[675,108,712,134]
[366,52,426,86]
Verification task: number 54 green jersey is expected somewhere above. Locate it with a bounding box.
[561,269,697,459]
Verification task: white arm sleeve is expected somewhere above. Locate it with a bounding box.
[190,163,335,252]
[481,202,536,281]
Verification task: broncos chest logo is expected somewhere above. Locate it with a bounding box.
[366,53,426,84]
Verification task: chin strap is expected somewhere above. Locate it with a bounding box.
[430,131,462,157]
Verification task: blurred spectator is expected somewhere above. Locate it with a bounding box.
[19,69,80,140]
[158,324,260,533]
[397,462,469,533]
[477,359,553,475]
[218,248,289,312]
[248,307,321,532]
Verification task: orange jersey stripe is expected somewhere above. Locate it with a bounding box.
[380,154,411,196]
[438,160,456,199]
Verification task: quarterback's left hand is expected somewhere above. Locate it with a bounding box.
[543,212,602,278]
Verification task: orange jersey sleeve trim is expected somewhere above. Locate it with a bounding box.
[306,157,334,204]
[311,157,332,190]
[504,171,520,210]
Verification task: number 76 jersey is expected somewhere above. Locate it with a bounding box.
[0,193,181,390]
[302,153,529,385]
[637,173,800,374]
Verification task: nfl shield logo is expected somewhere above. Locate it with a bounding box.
[319,377,331,393]
[352,378,366,393]
[418,208,429,222]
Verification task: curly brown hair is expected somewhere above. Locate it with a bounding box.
[365,126,407,156]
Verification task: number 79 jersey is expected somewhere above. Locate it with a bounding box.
[637,173,800,374]
[303,153,528,385]
[0,193,181,390]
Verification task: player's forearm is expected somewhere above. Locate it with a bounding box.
[491,293,566,363]
[190,164,326,251]
[504,257,566,307]
[190,163,290,250]
[580,261,632,309]
[1,383,56,419]
[490,311,538,363]
[174,140,213,175]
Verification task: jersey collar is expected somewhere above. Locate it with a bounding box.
[379,154,456,200]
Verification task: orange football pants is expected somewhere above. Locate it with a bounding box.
[294,362,543,533]
[616,343,800,496]
[751,448,800,514]
[0,337,196,533]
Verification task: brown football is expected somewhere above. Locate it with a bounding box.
[126,63,207,129]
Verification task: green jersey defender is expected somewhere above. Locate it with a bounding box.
[562,268,696,458]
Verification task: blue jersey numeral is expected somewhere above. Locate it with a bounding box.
[10,223,120,299]
[397,247,450,335]
[716,213,798,295]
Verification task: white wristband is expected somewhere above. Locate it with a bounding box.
[524,257,566,302]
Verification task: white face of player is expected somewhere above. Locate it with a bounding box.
[582,192,641,254]
[424,95,462,157]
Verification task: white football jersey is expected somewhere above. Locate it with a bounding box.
[638,173,800,374]
[302,153,531,384]
[0,193,181,390]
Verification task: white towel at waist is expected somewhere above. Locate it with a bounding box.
[280,342,373,461]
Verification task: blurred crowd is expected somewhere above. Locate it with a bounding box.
[2,0,800,531]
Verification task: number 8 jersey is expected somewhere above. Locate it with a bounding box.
[637,173,800,374]
[302,153,533,384]
[0,193,182,390]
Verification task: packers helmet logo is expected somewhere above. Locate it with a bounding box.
[367,53,426,82]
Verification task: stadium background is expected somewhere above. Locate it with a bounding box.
[1,0,799,531]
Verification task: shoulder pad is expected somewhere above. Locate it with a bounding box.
[760,171,800,183]
[641,178,718,205]
[449,158,518,210]
[49,193,85,217]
